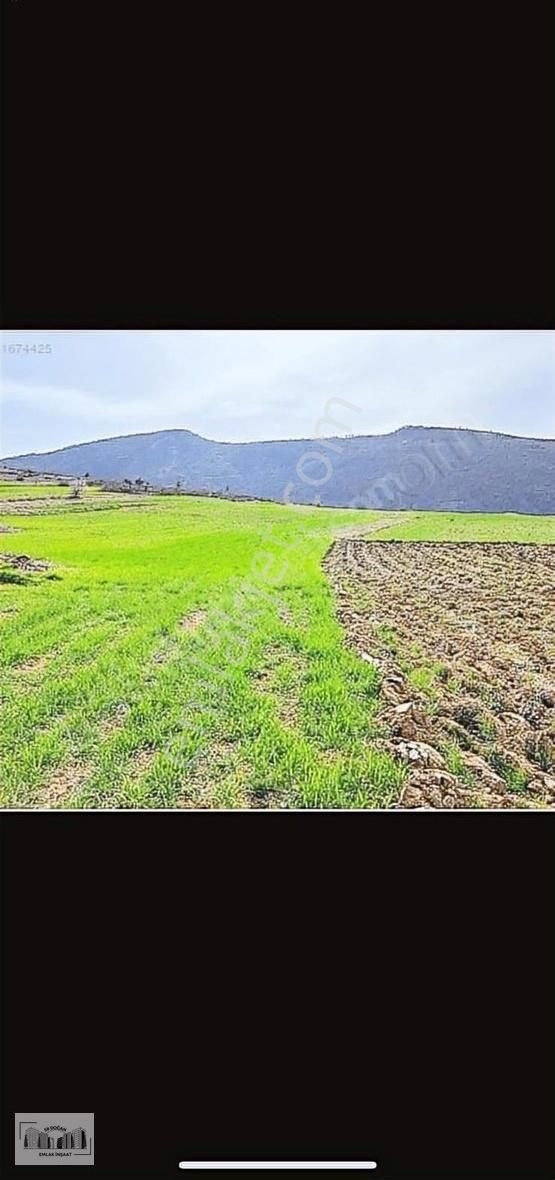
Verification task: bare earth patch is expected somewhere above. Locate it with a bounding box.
[14,654,51,675]
[179,609,207,632]
[324,540,555,809]
[333,513,406,539]
[37,760,92,807]
[0,552,53,572]
[125,749,156,777]
[177,739,249,808]
[98,702,129,738]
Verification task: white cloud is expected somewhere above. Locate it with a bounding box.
[0,329,553,455]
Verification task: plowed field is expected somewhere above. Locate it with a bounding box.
[324,540,555,808]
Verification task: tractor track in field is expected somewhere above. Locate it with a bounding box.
[324,539,555,809]
[332,513,406,539]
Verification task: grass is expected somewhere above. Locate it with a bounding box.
[0,482,104,501]
[0,482,74,498]
[0,492,407,808]
[443,742,476,787]
[376,510,555,544]
[406,662,444,698]
[488,750,531,793]
[1,492,553,809]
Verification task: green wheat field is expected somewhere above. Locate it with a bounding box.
[0,483,553,809]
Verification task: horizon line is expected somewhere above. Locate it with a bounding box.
[3,422,555,461]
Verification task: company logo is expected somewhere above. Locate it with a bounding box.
[15,1114,94,1166]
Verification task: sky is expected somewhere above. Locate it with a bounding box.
[1,329,553,456]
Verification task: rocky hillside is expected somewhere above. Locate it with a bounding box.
[3,425,555,513]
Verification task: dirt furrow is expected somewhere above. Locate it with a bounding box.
[324,540,555,809]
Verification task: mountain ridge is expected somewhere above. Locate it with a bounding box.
[5,422,555,453]
[3,425,555,514]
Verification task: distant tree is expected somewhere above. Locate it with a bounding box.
[123,479,133,492]
[176,480,182,490]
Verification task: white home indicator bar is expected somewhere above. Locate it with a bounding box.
[179,1165,377,1172]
